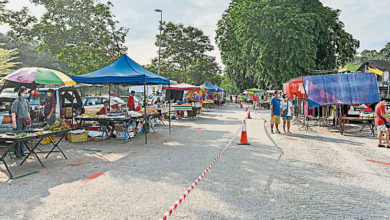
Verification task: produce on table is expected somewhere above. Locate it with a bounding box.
[15,132,35,138]
[79,113,100,118]
[43,120,69,131]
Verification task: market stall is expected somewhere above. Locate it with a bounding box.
[163,83,201,118]
[0,68,77,177]
[201,82,223,108]
[283,72,380,134]
[72,54,170,144]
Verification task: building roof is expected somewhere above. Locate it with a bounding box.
[357,60,390,72]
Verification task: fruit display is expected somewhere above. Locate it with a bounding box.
[15,132,35,138]
[79,113,100,118]
[43,120,69,131]
[139,108,159,114]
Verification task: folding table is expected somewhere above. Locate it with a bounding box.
[0,129,70,178]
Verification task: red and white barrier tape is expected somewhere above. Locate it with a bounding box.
[159,125,243,220]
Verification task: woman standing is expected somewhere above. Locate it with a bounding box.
[11,86,31,158]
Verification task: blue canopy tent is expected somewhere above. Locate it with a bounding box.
[73,54,169,85]
[303,72,380,109]
[201,82,222,92]
[73,54,171,144]
[214,85,225,92]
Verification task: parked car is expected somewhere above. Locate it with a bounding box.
[30,86,84,120]
[82,96,139,114]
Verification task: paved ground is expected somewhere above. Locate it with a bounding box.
[1,104,390,219]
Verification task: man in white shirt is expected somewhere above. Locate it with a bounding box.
[281,94,294,134]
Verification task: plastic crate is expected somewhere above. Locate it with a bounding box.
[68,131,88,143]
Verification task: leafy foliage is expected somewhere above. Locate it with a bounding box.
[216,0,359,90]
[0,0,8,24]
[153,22,222,84]
[0,33,70,73]
[0,43,19,76]
[361,43,390,61]
[5,0,128,75]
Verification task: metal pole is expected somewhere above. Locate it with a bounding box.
[71,86,74,129]
[168,83,171,134]
[108,85,111,112]
[158,12,162,75]
[144,81,147,144]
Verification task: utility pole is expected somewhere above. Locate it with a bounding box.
[155,9,163,75]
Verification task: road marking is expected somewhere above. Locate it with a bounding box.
[159,125,242,220]
[82,172,104,182]
[366,159,390,166]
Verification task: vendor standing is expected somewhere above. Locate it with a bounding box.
[127,91,136,111]
[11,86,31,158]
[39,89,56,126]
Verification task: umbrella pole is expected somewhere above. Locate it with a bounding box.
[144,81,147,144]
[168,83,171,134]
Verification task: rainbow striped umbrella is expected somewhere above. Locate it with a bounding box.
[2,67,76,85]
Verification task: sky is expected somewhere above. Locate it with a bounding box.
[1,0,390,66]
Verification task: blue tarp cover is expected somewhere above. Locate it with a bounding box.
[201,82,222,92]
[73,54,170,85]
[303,72,380,109]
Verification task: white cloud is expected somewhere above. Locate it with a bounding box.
[126,39,158,65]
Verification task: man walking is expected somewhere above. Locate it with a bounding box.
[253,94,258,110]
[270,91,281,134]
[281,94,294,134]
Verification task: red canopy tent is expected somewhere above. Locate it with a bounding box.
[283,77,306,99]
[163,83,199,90]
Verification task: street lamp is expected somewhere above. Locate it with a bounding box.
[155,9,163,75]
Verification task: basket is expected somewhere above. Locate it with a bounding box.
[68,131,88,143]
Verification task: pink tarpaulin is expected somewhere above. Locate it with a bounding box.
[163,83,200,90]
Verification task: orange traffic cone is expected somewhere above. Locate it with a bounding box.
[247,110,251,119]
[238,120,250,145]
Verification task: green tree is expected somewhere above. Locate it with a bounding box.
[380,43,390,60]
[216,0,359,90]
[187,56,222,85]
[0,0,8,24]
[5,0,128,75]
[220,74,234,93]
[155,22,221,84]
[0,44,19,76]
[0,33,70,72]
[360,43,390,61]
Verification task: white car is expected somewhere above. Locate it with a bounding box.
[82,96,139,114]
